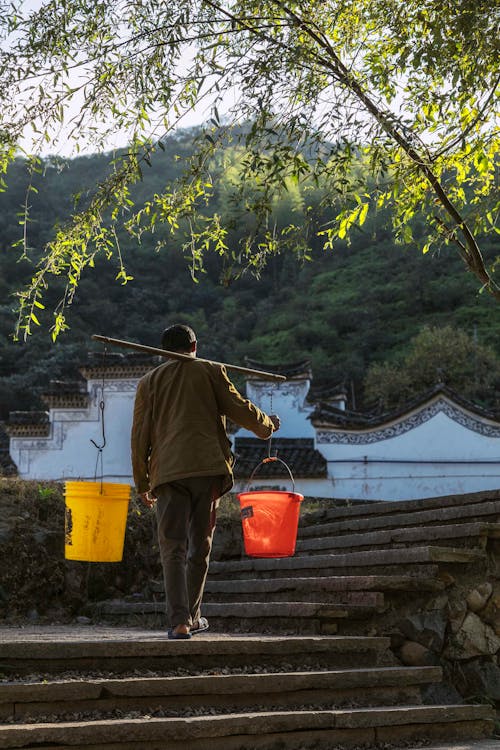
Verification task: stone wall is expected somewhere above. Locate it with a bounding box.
[391,578,500,709]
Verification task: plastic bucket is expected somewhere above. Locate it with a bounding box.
[64,481,131,562]
[237,489,304,558]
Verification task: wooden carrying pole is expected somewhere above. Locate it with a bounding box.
[91,335,287,382]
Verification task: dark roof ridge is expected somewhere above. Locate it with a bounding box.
[311,383,500,429]
[8,411,49,424]
[243,358,312,378]
[233,439,327,479]
[308,383,348,401]
[84,351,160,367]
[235,437,315,447]
[43,379,88,395]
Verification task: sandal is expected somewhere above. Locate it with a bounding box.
[167,628,192,640]
[190,617,209,634]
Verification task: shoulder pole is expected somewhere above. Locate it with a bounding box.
[91,335,287,382]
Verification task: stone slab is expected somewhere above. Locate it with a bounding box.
[390,742,500,750]
[0,729,378,750]
[95,600,357,619]
[0,666,443,706]
[374,720,495,747]
[332,703,494,728]
[296,522,500,552]
[209,546,485,576]
[0,705,493,748]
[0,629,390,659]
[205,601,383,620]
[4,733,497,750]
[205,583,385,607]
[300,490,500,525]
[206,573,443,594]
[299,501,500,538]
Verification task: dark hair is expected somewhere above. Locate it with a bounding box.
[161,324,196,352]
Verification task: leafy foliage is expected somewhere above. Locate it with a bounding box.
[0,147,498,422]
[364,326,500,410]
[0,0,498,338]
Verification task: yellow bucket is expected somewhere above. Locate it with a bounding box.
[64,481,131,562]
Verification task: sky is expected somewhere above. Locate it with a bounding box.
[15,0,237,158]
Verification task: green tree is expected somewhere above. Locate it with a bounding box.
[364,325,500,411]
[0,0,499,341]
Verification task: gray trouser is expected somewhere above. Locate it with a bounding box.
[155,476,220,628]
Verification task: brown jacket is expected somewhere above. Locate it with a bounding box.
[131,358,274,496]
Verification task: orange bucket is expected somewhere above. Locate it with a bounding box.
[237,458,304,558]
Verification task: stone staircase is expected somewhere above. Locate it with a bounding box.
[201,490,500,637]
[0,628,495,749]
[0,489,498,747]
[93,490,500,635]
[204,547,479,633]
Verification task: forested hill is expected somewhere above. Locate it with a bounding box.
[0,131,499,420]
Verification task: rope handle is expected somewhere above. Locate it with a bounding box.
[246,456,296,493]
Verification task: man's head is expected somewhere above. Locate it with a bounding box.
[161,324,197,355]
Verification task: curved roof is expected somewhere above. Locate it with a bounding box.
[311,384,500,436]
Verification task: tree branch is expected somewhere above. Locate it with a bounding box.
[269,0,499,299]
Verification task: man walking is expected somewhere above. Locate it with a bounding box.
[131,324,280,639]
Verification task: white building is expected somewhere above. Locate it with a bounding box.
[6,354,500,501]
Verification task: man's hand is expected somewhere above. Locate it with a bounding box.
[269,414,280,431]
[139,491,157,508]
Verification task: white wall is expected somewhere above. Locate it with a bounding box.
[237,379,315,438]
[9,379,137,483]
[316,396,500,500]
[9,379,500,502]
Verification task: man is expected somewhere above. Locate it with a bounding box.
[131,324,280,639]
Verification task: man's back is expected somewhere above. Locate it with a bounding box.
[131,358,273,494]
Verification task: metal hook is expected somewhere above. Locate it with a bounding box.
[90,345,108,488]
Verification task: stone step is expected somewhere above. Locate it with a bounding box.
[299,490,500,525]
[0,704,493,749]
[0,633,391,675]
[298,500,500,539]
[205,573,445,596]
[205,601,379,620]
[208,546,486,580]
[0,666,444,721]
[94,600,374,617]
[205,582,385,606]
[102,579,385,606]
[90,600,384,635]
[202,605,383,637]
[295,522,500,555]
[389,743,500,750]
